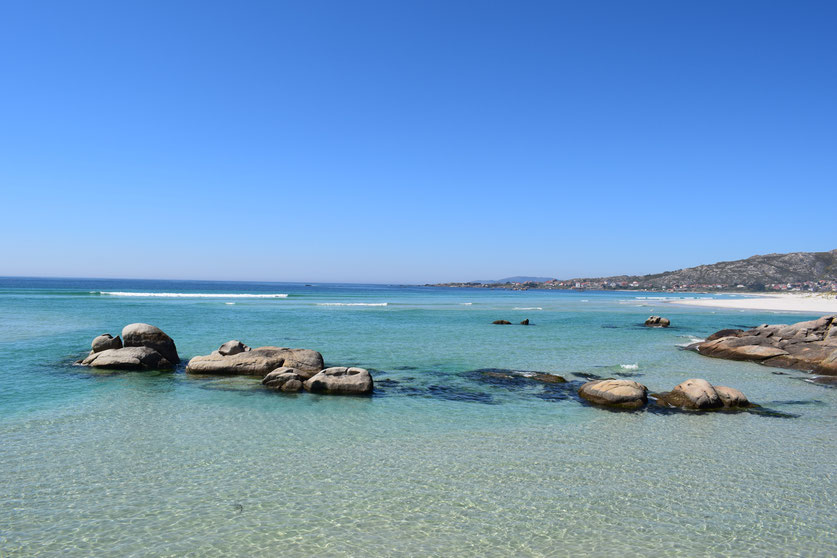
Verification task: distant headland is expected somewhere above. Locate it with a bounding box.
[428,249,837,293]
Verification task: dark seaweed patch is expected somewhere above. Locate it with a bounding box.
[427,384,496,404]
[573,372,603,380]
[767,399,824,406]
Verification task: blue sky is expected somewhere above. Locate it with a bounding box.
[1,0,834,283]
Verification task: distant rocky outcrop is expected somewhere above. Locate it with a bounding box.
[645,316,670,328]
[80,323,178,370]
[431,249,837,292]
[693,315,837,375]
[578,379,648,409]
[492,320,512,325]
[186,343,324,378]
[654,379,751,410]
[304,367,373,395]
[520,319,530,325]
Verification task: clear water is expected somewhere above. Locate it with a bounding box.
[1,278,835,557]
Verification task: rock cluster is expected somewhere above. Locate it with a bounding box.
[645,316,670,328]
[186,343,324,377]
[79,324,179,370]
[579,377,751,412]
[189,341,374,395]
[694,315,837,375]
[654,379,750,410]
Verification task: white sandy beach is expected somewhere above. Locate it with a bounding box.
[669,292,837,314]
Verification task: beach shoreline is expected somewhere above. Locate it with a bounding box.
[666,292,837,314]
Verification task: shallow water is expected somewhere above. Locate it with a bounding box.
[1,278,835,556]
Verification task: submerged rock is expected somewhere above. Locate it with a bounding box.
[696,315,837,375]
[655,378,751,410]
[186,346,324,378]
[304,367,373,395]
[578,379,648,409]
[122,323,179,364]
[645,316,670,328]
[91,333,122,353]
[531,373,565,383]
[262,367,303,392]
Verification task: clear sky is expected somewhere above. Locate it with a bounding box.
[1,1,834,283]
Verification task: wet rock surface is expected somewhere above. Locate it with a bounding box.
[644,316,670,328]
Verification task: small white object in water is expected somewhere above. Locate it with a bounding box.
[620,363,639,370]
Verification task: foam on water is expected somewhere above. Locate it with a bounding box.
[620,363,639,370]
[513,307,542,310]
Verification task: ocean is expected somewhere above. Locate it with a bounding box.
[1,277,835,557]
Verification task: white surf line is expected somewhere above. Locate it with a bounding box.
[98,291,289,298]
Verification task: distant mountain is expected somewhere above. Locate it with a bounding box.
[473,276,556,284]
[579,249,837,289]
[434,249,837,291]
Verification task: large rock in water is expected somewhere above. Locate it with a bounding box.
[186,346,324,378]
[304,367,373,395]
[578,379,648,409]
[91,333,122,353]
[655,379,750,410]
[122,323,179,364]
[645,316,670,328]
[696,315,837,375]
[82,346,174,370]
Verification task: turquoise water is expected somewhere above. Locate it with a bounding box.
[1,278,835,557]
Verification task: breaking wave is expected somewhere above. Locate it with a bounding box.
[513,307,543,310]
[97,291,289,298]
[620,363,639,370]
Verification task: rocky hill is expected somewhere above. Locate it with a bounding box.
[431,249,837,291]
[578,249,837,290]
